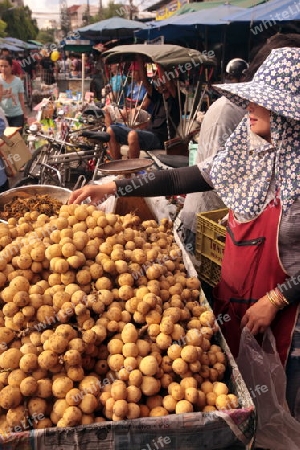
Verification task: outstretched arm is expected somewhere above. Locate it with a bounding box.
[69,166,212,204]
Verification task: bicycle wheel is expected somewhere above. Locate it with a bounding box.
[39,163,64,187]
[38,145,67,187]
[24,146,49,179]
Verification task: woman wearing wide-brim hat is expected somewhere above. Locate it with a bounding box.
[69,47,300,415]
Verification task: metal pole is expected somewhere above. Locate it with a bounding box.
[81,53,85,104]
[98,0,103,19]
[129,0,133,19]
[86,0,90,24]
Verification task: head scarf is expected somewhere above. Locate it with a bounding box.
[209,114,300,218]
[209,47,300,218]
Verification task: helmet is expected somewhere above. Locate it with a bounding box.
[225,58,249,77]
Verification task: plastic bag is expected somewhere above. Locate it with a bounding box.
[237,327,300,450]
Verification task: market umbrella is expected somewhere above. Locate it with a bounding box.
[222,0,300,21]
[135,5,246,41]
[27,40,43,47]
[77,16,148,41]
[0,38,23,52]
[173,0,266,16]
[4,37,39,50]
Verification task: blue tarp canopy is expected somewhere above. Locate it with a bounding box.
[0,39,23,52]
[3,37,39,50]
[173,4,246,25]
[78,16,148,41]
[135,5,246,41]
[223,0,300,21]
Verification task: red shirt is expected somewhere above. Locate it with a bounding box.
[12,60,23,77]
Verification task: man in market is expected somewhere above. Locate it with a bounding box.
[21,50,37,80]
[106,57,183,160]
[90,65,105,102]
[125,61,148,107]
[103,60,151,130]
[106,63,126,106]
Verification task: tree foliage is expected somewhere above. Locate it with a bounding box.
[0,20,7,38]
[0,0,10,36]
[36,29,55,45]
[89,1,126,24]
[2,5,39,41]
[61,8,71,36]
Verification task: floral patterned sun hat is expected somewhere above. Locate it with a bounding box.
[207,47,300,218]
[212,47,300,121]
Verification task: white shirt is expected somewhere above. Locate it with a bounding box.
[180,97,246,233]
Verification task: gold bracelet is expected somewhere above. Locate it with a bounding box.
[269,290,285,309]
[266,291,284,310]
[274,287,289,306]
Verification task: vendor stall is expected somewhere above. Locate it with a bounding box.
[0,185,255,449]
[56,78,91,96]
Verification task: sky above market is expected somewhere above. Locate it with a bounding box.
[24,0,152,23]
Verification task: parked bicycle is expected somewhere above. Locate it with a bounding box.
[14,128,111,189]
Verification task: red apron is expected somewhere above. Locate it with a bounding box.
[213,199,299,366]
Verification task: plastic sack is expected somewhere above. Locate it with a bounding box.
[237,327,300,450]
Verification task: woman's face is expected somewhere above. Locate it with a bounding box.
[247,102,271,142]
[0,59,12,76]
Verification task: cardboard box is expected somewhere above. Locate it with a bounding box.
[0,128,32,176]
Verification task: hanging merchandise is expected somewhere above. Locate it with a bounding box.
[51,50,60,62]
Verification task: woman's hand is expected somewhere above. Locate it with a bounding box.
[68,182,116,205]
[241,295,278,335]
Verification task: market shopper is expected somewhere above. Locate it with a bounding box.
[90,66,105,102]
[21,50,37,80]
[70,54,82,78]
[0,48,23,78]
[69,47,300,416]
[106,63,126,105]
[0,55,26,129]
[40,50,55,85]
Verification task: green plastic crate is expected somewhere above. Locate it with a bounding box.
[196,208,228,286]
